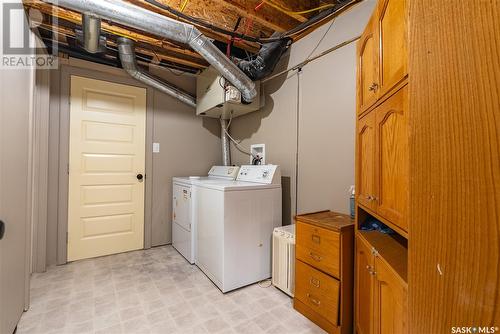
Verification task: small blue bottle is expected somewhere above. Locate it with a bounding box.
[349,186,355,219]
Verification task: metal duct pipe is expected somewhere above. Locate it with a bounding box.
[220,119,231,166]
[117,37,196,108]
[44,0,257,102]
[82,14,101,53]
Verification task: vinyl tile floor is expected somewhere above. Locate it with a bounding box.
[17,246,325,334]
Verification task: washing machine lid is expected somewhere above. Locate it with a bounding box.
[193,180,281,191]
[173,176,213,185]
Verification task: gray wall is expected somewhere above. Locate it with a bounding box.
[45,59,220,266]
[229,1,376,223]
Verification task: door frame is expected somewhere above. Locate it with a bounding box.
[55,63,154,265]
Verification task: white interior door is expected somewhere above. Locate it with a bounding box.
[68,76,146,262]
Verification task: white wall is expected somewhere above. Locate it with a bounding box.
[230,1,376,223]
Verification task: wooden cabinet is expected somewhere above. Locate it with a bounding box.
[375,85,408,232]
[377,0,407,96]
[373,256,407,334]
[293,211,354,334]
[357,12,379,114]
[355,232,407,334]
[356,85,409,234]
[355,234,374,334]
[356,112,376,211]
[357,0,407,116]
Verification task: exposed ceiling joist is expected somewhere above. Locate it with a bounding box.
[38,22,208,69]
[128,0,262,52]
[213,0,295,32]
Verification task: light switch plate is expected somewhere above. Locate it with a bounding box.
[153,142,160,153]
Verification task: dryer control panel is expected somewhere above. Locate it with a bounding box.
[237,165,281,184]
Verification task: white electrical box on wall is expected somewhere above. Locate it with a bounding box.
[250,144,265,165]
[196,66,261,120]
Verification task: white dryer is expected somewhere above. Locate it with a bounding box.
[193,165,282,292]
[172,166,239,264]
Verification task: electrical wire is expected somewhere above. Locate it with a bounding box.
[222,112,255,157]
[179,0,189,12]
[144,0,360,44]
[261,0,334,16]
[258,279,272,288]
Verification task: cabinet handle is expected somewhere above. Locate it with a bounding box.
[309,252,322,262]
[369,82,379,92]
[311,234,321,244]
[306,293,321,306]
[309,277,320,288]
[366,265,376,275]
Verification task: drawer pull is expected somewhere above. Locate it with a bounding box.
[306,293,321,306]
[311,234,321,244]
[309,252,322,262]
[309,277,320,288]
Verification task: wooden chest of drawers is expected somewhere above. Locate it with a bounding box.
[293,211,354,334]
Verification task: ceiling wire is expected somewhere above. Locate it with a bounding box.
[261,0,335,16]
[261,34,361,83]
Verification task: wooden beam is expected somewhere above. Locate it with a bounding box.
[129,0,261,53]
[27,1,207,57]
[264,0,309,22]
[37,19,208,69]
[212,0,294,32]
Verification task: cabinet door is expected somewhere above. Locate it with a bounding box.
[172,184,191,231]
[375,85,408,232]
[357,13,379,114]
[356,112,376,211]
[373,256,407,334]
[355,234,374,334]
[377,0,407,96]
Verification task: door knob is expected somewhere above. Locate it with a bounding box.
[137,174,144,181]
[0,220,5,240]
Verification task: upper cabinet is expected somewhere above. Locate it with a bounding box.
[356,85,409,234]
[357,0,407,116]
[375,85,408,233]
[377,0,408,97]
[357,13,379,114]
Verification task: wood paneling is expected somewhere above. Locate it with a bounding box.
[408,0,500,332]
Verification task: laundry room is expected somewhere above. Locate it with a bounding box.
[1,0,499,333]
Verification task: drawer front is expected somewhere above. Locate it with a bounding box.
[296,222,340,277]
[295,260,340,325]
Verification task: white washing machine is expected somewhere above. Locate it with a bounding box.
[172,166,239,264]
[193,165,282,292]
